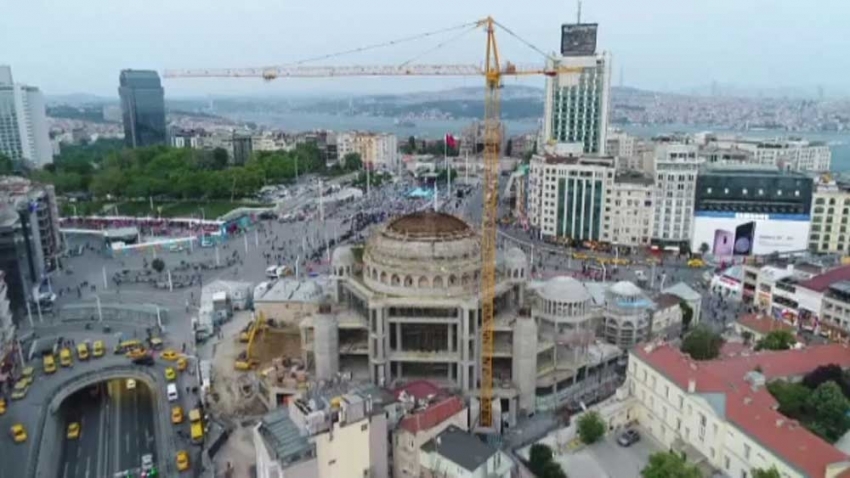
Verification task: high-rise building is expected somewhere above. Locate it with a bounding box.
[809,177,850,254]
[650,144,700,249]
[118,69,167,148]
[231,133,253,165]
[603,172,654,248]
[0,66,53,168]
[528,153,615,242]
[542,22,610,155]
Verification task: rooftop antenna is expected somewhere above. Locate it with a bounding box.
[577,0,582,23]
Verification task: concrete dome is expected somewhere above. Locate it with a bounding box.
[504,247,527,270]
[332,246,355,267]
[541,276,590,304]
[362,211,481,298]
[609,281,643,297]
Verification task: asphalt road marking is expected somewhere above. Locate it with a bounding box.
[63,462,69,478]
[85,456,91,478]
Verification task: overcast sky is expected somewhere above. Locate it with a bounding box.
[2,0,848,98]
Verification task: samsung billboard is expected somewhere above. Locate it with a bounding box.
[691,212,811,257]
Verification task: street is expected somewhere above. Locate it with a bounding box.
[57,379,156,478]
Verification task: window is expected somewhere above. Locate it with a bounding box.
[699,414,706,441]
[329,460,337,466]
[361,423,369,431]
[744,443,751,459]
[725,456,730,470]
[665,385,669,399]
[678,395,684,409]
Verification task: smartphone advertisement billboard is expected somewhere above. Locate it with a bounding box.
[690,212,810,256]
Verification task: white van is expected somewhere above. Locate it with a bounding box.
[167,383,179,402]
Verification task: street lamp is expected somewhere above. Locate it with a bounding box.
[95,295,103,323]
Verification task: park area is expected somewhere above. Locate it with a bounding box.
[60,199,267,219]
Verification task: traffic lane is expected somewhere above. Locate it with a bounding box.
[57,384,102,478]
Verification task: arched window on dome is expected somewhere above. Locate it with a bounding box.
[418,276,429,288]
[461,274,470,287]
[433,276,444,288]
[380,271,388,284]
[404,276,413,287]
[391,274,400,286]
[448,275,457,286]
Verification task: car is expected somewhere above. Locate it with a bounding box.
[126,347,148,360]
[165,367,176,381]
[132,355,155,366]
[176,450,190,471]
[688,258,706,268]
[76,342,89,360]
[149,337,164,350]
[10,424,26,443]
[176,357,188,372]
[126,378,136,390]
[11,381,29,400]
[67,422,80,440]
[617,429,641,447]
[141,453,154,472]
[572,252,589,260]
[0,398,6,415]
[43,354,57,374]
[21,366,34,381]
[60,348,73,367]
[92,340,105,358]
[161,349,179,361]
[171,406,184,424]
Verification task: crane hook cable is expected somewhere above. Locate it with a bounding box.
[397,24,480,68]
[492,19,556,62]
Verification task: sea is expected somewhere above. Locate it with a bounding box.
[234,112,850,172]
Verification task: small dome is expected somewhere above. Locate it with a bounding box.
[385,211,471,238]
[505,247,527,270]
[332,246,355,267]
[541,276,590,303]
[610,281,643,297]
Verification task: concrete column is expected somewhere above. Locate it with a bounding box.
[396,322,402,353]
[447,323,453,353]
[512,317,538,414]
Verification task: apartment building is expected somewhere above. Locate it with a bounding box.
[820,281,850,341]
[606,129,636,160]
[603,171,654,247]
[810,179,850,253]
[254,386,390,478]
[419,426,513,478]
[709,138,831,173]
[336,132,398,170]
[0,66,52,168]
[770,265,850,329]
[650,144,700,249]
[628,343,850,478]
[527,154,615,242]
[392,388,467,478]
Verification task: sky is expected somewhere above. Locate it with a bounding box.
[2,0,849,98]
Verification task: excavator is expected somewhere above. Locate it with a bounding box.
[234,311,266,371]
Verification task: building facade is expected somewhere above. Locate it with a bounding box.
[603,172,654,247]
[542,53,611,154]
[527,154,615,242]
[809,179,850,253]
[392,394,467,478]
[419,426,513,478]
[0,66,52,168]
[650,144,700,248]
[606,129,635,161]
[708,138,831,172]
[118,69,167,148]
[336,132,398,170]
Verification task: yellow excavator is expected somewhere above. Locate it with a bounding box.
[234,312,266,371]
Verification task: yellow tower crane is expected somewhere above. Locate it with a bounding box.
[165,17,581,428]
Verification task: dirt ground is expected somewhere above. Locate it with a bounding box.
[213,423,256,478]
[254,327,302,364]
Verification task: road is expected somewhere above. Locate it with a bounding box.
[57,379,156,478]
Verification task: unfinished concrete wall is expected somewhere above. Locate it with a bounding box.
[314,314,339,381]
[512,316,538,414]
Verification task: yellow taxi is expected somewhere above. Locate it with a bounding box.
[165,367,177,382]
[0,398,6,415]
[161,349,180,361]
[11,381,29,400]
[646,257,661,265]
[687,258,706,268]
[43,354,56,374]
[572,252,589,260]
[10,424,27,443]
[176,450,190,471]
[76,342,89,361]
[171,406,184,424]
[67,422,80,440]
[92,340,105,358]
[60,348,73,367]
[21,366,34,381]
[612,258,630,266]
[126,348,148,360]
[176,357,188,372]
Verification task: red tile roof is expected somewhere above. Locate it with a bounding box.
[798,265,850,292]
[737,313,797,336]
[399,396,465,434]
[718,341,748,358]
[393,380,443,401]
[634,343,850,477]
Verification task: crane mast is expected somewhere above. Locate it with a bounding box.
[164,16,580,429]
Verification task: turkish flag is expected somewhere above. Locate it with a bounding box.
[445,134,457,149]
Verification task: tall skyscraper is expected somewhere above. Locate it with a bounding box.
[0,66,53,169]
[542,23,611,155]
[118,69,167,148]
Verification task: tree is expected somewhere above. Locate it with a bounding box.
[211,148,229,170]
[540,461,567,478]
[755,329,796,351]
[742,331,754,346]
[151,258,165,274]
[806,381,850,442]
[766,380,811,418]
[505,138,513,157]
[528,443,554,476]
[680,325,724,360]
[803,364,850,398]
[342,153,363,171]
[698,242,710,255]
[751,467,782,478]
[577,411,605,445]
[407,135,416,154]
[679,300,694,332]
[641,452,701,478]
[0,153,14,175]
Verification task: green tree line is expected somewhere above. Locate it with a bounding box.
[26,140,363,200]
